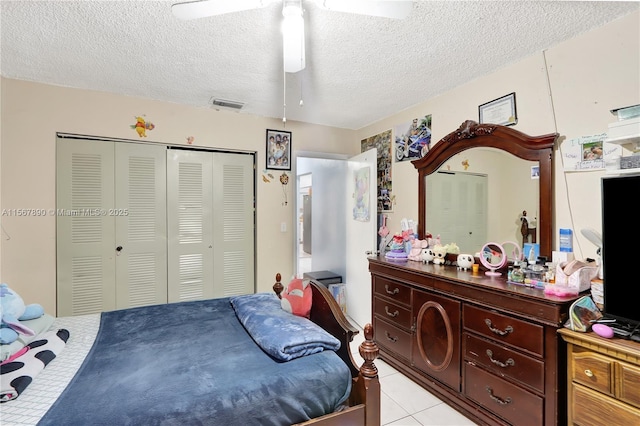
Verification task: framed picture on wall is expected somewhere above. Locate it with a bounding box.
[479,92,518,126]
[266,129,291,170]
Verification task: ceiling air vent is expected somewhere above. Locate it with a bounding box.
[210,98,245,110]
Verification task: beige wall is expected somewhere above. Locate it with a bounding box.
[1,10,638,315]
[356,11,639,260]
[0,80,356,313]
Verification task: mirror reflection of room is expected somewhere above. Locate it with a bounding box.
[425,148,539,255]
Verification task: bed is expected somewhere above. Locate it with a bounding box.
[0,274,380,426]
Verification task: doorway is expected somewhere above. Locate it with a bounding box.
[298,173,312,276]
[294,150,377,328]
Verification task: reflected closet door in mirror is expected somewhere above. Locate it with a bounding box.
[413,121,557,259]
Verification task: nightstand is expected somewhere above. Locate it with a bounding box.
[558,329,640,425]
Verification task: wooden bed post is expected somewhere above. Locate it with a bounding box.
[352,324,381,426]
[273,273,284,298]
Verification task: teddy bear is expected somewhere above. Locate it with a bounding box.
[0,283,45,344]
[432,244,448,265]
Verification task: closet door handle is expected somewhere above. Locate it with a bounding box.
[116,246,123,252]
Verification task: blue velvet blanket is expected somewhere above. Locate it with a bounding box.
[230,292,340,361]
[38,297,352,426]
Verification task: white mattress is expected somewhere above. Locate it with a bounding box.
[0,314,100,426]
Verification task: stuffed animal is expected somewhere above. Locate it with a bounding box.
[281,278,313,319]
[408,239,429,261]
[445,243,460,255]
[432,244,447,265]
[0,283,45,344]
[457,254,475,271]
[421,248,435,264]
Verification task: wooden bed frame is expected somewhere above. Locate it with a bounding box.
[272,274,381,426]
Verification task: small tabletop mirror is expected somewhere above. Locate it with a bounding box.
[480,242,507,276]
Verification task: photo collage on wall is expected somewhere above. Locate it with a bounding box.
[361,129,392,213]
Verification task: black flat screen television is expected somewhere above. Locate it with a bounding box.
[601,173,640,328]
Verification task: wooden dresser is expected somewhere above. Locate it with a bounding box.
[369,256,580,426]
[558,329,640,425]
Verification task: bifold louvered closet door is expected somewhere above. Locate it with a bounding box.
[166,149,254,302]
[57,139,167,316]
[56,137,254,317]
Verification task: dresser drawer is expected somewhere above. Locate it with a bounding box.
[463,304,544,356]
[573,382,640,425]
[373,277,411,306]
[571,350,614,396]
[617,361,640,409]
[374,317,412,361]
[374,297,412,329]
[464,362,543,426]
[463,332,545,393]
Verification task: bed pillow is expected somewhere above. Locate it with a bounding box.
[230,292,340,362]
[281,278,312,318]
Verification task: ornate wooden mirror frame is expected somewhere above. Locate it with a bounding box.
[412,120,557,259]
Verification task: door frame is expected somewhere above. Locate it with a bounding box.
[293,151,349,278]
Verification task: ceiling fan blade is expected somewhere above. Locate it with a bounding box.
[172,0,277,20]
[315,0,414,19]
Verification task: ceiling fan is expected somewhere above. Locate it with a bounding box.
[172,0,414,73]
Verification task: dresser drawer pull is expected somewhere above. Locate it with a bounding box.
[485,386,512,405]
[385,306,399,317]
[385,331,398,343]
[484,319,514,336]
[486,349,515,368]
[584,369,594,378]
[384,285,400,295]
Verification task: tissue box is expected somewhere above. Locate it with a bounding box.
[555,263,599,293]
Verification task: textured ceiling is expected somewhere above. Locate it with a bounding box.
[1,1,638,130]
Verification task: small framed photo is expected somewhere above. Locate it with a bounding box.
[479,92,518,126]
[531,165,540,179]
[266,129,291,170]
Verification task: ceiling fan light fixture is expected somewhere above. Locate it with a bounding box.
[282,0,305,73]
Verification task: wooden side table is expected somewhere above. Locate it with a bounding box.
[559,329,640,425]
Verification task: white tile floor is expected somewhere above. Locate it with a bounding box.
[348,320,478,426]
[299,242,477,425]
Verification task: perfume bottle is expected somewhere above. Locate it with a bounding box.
[511,266,525,283]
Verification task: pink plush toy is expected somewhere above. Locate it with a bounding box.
[281,278,313,318]
[408,239,428,261]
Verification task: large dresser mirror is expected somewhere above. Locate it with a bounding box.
[413,120,557,259]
